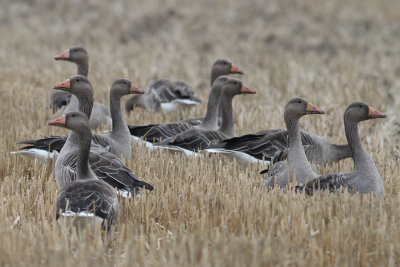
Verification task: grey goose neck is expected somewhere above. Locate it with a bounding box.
[344,117,371,171]
[200,81,223,129]
[110,90,126,136]
[75,125,93,179]
[218,93,235,137]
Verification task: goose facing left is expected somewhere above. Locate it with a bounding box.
[49,112,119,234]
[15,78,144,160]
[46,76,154,194]
[51,46,112,129]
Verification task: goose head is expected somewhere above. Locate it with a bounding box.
[220,78,256,96]
[285,97,325,120]
[344,102,386,123]
[48,111,88,132]
[54,46,88,65]
[212,59,245,76]
[52,75,93,99]
[111,78,144,97]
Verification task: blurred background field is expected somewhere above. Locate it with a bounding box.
[1,0,400,266]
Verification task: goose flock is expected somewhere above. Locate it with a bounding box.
[12,46,386,234]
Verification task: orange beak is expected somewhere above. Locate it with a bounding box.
[54,49,70,60]
[230,64,245,74]
[53,79,71,90]
[130,83,144,94]
[48,115,66,126]
[240,84,256,94]
[306,102,325,114]
[368,106,386,118]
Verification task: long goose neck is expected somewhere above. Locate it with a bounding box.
[110,91,125,133]
[76,126,92,179]
[201,86,221,129]
[210,69,220,86]
[285,112,302,150]
[77,60,89,77]
[78,94,93,119]
[218,94,235,137]
[344,119,368,168]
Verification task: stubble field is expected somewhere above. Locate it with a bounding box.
[1,0,400,266]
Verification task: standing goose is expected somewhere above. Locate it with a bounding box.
[262,98,325,187]
[205,128,351,166]
[51,46,112,129]
[157,79,256,151]
[49,112,119,234]
[298,102,386,197]
[128,59,245,141]
[16,78,143,160]
[47,76,153,193]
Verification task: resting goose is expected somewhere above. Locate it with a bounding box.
[129,75,233,144]
[128,59,245,141]
[125,59,243,114]
[45,76,154,194]
[157,79,256,151]
[262,98,325,187]
[298,102,386,197]
[16,78,143,160]
[127,78,201,113]
[52,46,112,129]
[49,112,119,234]
[206,129,351,166]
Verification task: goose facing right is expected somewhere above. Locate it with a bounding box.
[299,102,386,197]
[129,76,232,144]
[128,59,245,142]
[49,112,119,234]
[157,79,256,151]
[263,98,325,187]
[125,58,244,114]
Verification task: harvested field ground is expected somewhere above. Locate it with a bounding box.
[1,0,400,266]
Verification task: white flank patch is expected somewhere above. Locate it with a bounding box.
[61,211,95,217]
[157,145,199,157]
[161,99,200,114]
[10,149,58,161]
[204,148,270,166]
[130,136,156,150]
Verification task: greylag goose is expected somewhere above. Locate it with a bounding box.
[125,58,243,114]
[205,129,351,166]
[262,98,325,187]
[130,76,232,144]
[46,76,154,193]
[157,79,256,151]
[50,112,119,234]
[51,46,112,129]
[298,102,386,197]
[126,78,201,113]
[16,78,143,160]
[128,59,244,141]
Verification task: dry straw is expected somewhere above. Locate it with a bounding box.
[1,0,400,265]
